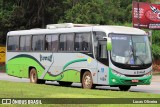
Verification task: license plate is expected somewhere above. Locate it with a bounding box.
[132,79,139,83]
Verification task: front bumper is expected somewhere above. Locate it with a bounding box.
[109,69,152,86]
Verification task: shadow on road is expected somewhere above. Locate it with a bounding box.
[45,82,146,93]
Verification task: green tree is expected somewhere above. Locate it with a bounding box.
[151,30,160,60]
[60,0,104,24]
[0,0,157,45]
[60,0,133,25]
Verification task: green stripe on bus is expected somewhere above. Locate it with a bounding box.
[6,54,45,78]
[63,58,87,71]
[44,69,80,82]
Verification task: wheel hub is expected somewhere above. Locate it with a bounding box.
[84,75,91,87]
[31,72,36,82]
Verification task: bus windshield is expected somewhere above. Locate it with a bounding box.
[110,34,152,65]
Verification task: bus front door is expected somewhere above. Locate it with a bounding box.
[97,40,109,85]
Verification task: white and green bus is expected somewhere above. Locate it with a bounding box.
[6,23,152,91]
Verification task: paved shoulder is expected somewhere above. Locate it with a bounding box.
[0,72,29,82]
[152,75,160,82]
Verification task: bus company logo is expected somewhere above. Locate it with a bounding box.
[2,99,11,104]
[40,54,53,62]
[145,9,160,22]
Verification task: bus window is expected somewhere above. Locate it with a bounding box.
[26,36,31,51]
[20,35,31,51]
[93,32,107,58]
[20,36,25,51]
[7,36,19,51]
[59,34,74,51]
[45,35,52,51]
[32,35,44,51]
[45,34,58,52]
[66,34,74,51]
[74,33,90,51]
[59,35,66,51]
[52,35,59,51]
[99,41,107,59]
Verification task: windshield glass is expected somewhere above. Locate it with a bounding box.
[110,34,152,65]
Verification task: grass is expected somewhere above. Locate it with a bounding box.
[0,81,160,98]
[0,80,160,107]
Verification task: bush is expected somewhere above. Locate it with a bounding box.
[152,44,160,60]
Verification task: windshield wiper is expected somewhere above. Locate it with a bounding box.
[135,56,145,65]
[125,51,133,64]
[133,45,145,65]
[125,51,145,65]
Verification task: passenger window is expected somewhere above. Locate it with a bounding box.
[59,33,74,51]
[74,33,90,51]
[52,35,58,52]
[7,36,19,51]
[59,35,66,51]
[32,35,44,51]
[26,36,31,51]
[45,34,58,51]
[20,35,31,51]
[45,35,52,51]
[66,34,74,51]
[20,36,25,51]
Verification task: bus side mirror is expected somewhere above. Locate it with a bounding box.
[107,37,112,51]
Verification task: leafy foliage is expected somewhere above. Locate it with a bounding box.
[60,1,104,24]
[151,30,160,60]
[0,0,160,61]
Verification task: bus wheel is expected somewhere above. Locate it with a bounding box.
[30,68,46,84]
[58,81,72,86]
[119,85,131,91]
[30,68,38,83]
[82,71,95,89]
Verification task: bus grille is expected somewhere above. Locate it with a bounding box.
[124,75,144,77]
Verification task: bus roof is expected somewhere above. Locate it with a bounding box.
[93,26,146,35]
[7,25,146,36]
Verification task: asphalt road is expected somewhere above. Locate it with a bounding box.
[0,72,160,94]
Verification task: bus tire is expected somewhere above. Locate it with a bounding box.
[119,85,131,91]
[82,71,95,89]
[58,81,72,86]
[30,68,38,83]
[29,68,46,84]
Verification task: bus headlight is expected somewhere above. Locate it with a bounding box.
[112,70,124,77]
[112,78,116,82]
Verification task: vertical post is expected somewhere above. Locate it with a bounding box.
[137,0,140,29]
